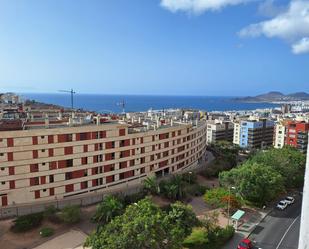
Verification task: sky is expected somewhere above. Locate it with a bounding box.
[0,0,308,96]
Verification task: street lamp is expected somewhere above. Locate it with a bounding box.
[188,171,192,184]
[227,186,236,226]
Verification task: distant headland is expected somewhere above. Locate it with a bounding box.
[233,91,309,103]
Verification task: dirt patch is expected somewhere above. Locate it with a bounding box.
[0,206,98,249]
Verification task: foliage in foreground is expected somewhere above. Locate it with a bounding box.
[219,146,304,206]
[11,212,44,232]
[39,227,54,237]
[85,198,199,249]
[143,172,205,201]
[92,195,124,224]
[183,219,235,249]
[59,205,81,224]
[204,187,241,210]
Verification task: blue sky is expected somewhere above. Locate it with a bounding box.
[0,0,308,96]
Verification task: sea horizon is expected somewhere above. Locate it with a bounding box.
[22,93,280,114]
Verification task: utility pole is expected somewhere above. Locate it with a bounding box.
[299,136,309,249]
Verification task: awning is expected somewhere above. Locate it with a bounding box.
[231,209,245,221]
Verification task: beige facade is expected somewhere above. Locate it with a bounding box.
[274,122,286,149]
[206,120,234,144]
[233,122,240,145]
[0,121,207,207]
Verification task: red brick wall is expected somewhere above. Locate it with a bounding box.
[32,150,38,159]
[9,180,15,189]
[1,196,8,206]
[48,135,54,144]
[40,176,46,184]
[49,188,54,196]
[32,136,38,145]
[64,146,73,155]
[7,138,14,147]
[119,128,126,136]
[8,152,13,161]
[35,190,40,199]
[9,166,15,175]
[65,184,74,193]
[48,148,54,157]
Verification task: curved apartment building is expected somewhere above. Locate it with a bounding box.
[0,120,207,208]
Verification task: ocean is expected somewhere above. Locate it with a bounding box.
[22,93,279,113]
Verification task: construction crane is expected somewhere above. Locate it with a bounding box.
[58,89,76,109]
[117,100,126,114]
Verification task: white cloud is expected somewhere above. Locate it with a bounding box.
[239,0,309,54]
[292,37,309,54]
[257,0,287,17]
[160,0,256,14]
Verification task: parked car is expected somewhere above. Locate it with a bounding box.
[284,196,295,205]
[237,238,263,249]
[276,200,288,210]
[238,238,253,249]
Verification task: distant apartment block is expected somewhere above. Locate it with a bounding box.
[206,120,234,144]
[233,122,241,145]
[234,119,274,149]
[274,122,286,149]
[285,121,309,153]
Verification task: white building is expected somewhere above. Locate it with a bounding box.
[233,122,240,145]
[299,140,309,249]
[274,122,286,149]
[206,120,234,144]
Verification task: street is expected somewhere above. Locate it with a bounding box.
[249,195,302,249]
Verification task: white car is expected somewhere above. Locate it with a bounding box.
[284,196,295,205]
[276,200,288,210]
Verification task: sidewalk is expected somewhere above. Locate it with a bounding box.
[221,207,271,249]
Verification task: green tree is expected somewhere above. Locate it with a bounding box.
[249,146,305,188]
[85,198,196,249]
[204,187,240,209]
[143,176,160,195]
[92,195,124,224]
[219,162,284,206]
[182,227,209,249]
[161,175,186,200]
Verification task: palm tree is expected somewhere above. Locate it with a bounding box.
[143,176,159,195]
[92,195,124,223]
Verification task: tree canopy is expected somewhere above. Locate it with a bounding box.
[85,198,198,249]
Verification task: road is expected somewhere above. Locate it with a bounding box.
[249,195,302,249]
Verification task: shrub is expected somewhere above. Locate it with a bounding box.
[92,195,124,224]
[186,184,208,197]
[183,227,209,249]
[44,205,57,217]
[59,205,81,224]
[40,227,54,237]
[11,212,44,232]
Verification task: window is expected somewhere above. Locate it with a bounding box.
[41,136,45,139]
[49,175,54,183]
[0,167,4,171]
[0,153,3,157]
[1,182,5,185]
[65,172,72,180]
[43,189,47,192]
[66,159,73,167]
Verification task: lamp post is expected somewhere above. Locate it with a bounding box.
[188,171,192,184]
[227,186,236,226]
